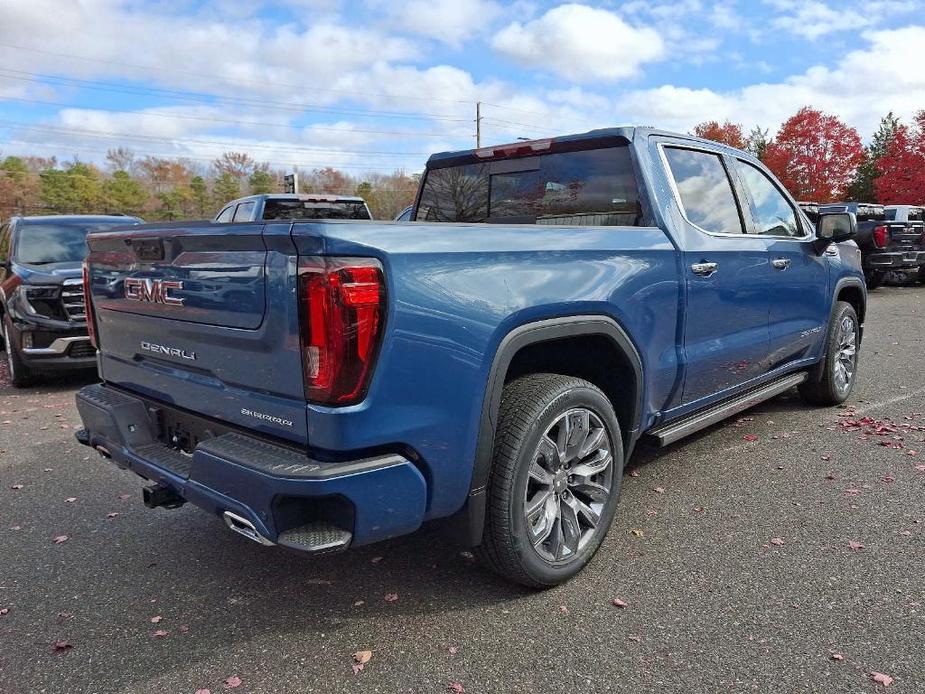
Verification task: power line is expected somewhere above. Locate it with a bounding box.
[0,69,472,123]
[2,139,423,173]
[0,42,475,106]
[0,120,432,157]
[0,96,466,138]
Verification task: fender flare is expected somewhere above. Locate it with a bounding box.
[806,276,867,385]
[441,315,645,546]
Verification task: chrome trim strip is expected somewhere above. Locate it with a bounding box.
[22,336,92,355]
[223,511,275,546]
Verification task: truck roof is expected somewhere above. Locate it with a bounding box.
[425,126,757,169]
[226,193,366,205]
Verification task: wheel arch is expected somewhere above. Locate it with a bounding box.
[440,315,645,546]
[834,277,866,338]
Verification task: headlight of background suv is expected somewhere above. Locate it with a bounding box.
[12,285,61,318]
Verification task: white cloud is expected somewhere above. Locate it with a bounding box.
[765,1,868,40]
[370,0,502,46]
[491,4,665,82]
[619,26,925,138]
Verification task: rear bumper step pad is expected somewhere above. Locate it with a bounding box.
[75,383,427,549]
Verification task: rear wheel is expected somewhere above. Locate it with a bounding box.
[865,270,884,290]
[918,266,925,284]
[3,317,34,388]
[798,301,859,406]
[477,374,624,588]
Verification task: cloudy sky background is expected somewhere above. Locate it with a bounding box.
[1,0,925,174]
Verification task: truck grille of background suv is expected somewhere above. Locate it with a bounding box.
[61,278,87,322]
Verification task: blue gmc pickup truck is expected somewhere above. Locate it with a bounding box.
[75,127,865,587]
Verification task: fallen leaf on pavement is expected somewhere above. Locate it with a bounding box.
[628,469,639,477]
[353,650,372,664]
[51,640,73,653]
[769,537,785,546]
[384,593,399,603]
[153,630,168,638]
[52,535,68,544]
[831,653,844,661]
[611,598,628,608]
[64,497,77,503]
[179,625,189,633]
[882,474,895,483]
[848,540,864,552]
[448,683,465,693]
[195,690,211,694]
[743,434,759,442]
[370,556,383,564]
[0,608,9,616]
[630,529,644,537]
[223,675,242,689]
[653,486,665,494]
[871,672,894,687]
[448,645,459,654]
[107,512,119,519]
[57,612,73,622]
[150,616,162,623]
[10,484,23,490]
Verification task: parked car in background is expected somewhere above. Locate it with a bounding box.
[214,194,372,222]
[0,214,142,386]
[820,202,923,289]
[75,127,864,587]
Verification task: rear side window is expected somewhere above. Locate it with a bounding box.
[233,201,255,222]
[416,145,642,226]
[663,147,744,235]
[735,160,802,237]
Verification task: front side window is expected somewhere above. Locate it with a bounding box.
[233,201,255,222]
[663,147,744,235]
[13,222,128,264]
[735,161,802,237]
[416,145,642,226]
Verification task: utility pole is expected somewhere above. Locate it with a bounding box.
[475,101,482,148]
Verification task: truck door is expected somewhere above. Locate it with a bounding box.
[660,144,773,405]
[732,158,830,368]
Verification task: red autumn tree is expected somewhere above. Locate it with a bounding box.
[692,120,748,150]
[764,107,865,202]
[875,112,925,204]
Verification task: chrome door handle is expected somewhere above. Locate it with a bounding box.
[771,258,791,270]
[691,262,719,277]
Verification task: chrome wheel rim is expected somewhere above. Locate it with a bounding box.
[833,315,857,393]
[524,408,613,563]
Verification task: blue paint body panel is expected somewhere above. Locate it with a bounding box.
[76,127,865,551]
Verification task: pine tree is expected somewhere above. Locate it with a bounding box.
[847,112,900,202]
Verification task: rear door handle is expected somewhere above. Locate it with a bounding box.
[771,258,791,270]
[691,262,719,277]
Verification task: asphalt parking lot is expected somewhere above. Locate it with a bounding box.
[1,287,923,694]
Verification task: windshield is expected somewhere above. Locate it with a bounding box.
[262,200,371,220]
[14,222,129,264]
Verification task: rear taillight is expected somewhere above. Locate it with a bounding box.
[872,225,889,249]
[298,257,385,405]
[82,261,98,348]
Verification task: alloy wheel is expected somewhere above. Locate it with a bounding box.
[523,408,614,563]
[833,314,857,394]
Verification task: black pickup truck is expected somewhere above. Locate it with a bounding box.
[820,202,925,289]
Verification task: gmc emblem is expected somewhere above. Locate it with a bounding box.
[124,278,184,306]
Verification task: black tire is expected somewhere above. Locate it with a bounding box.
[798,301,859,406]
[918,266,925,285]
[476,374,624,588]
[3,316,34,388]
[865,271,883,290]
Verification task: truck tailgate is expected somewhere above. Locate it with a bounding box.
[86,222,307,444]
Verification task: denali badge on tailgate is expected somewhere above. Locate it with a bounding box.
[125,278,184,306]
[140,341,197,361]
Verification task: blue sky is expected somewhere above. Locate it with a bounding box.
[1,0,924,175]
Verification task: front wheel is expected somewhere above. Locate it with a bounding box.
[3,317,34,388]
[477,374,624,588]
[798,301,859,406]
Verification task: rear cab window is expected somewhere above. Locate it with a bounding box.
[263,199,371,220]
[662,147,744,235]
[416,143,643,226]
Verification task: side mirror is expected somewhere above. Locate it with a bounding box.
[815,212,856,254]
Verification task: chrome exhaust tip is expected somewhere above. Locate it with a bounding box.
[222,511,275,546]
